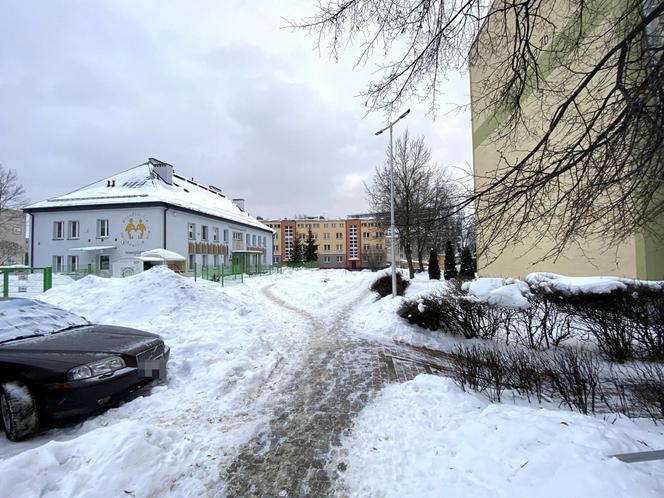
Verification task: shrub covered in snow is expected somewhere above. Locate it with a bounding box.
[450,344,603,416]
[370,271,410,297]
[400,274,664,362]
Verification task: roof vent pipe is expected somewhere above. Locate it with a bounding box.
[112,180,115,187]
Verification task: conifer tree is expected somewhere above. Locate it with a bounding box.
[443,240,457,280]
[459,247,475,280]
[428,247,441,280]
[305,228,318,262]
[291,239,304,263]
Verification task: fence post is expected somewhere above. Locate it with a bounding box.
[221,265,225,287]
[194,262,197,282]
[2,269,8,298]
[43,267,53,292]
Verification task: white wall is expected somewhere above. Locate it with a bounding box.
[30,207,164,270]
[31,205,273,273]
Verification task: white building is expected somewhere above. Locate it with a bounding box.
[24,158,273,277]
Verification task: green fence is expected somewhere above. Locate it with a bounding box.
[188,264,283,286]
[1,267,53,298]
[54,264,113,280]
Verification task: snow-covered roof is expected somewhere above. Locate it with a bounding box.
[140,248,186,261]
[26,160,273,233]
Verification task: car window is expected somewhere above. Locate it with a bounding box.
[0,299,89,343]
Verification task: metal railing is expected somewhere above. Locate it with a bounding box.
[188,264,283,286]
[1,267,53,297]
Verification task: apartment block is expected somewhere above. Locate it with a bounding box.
[264,215,390,270]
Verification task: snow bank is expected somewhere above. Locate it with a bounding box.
[526,272,664,296]
[462,277,531,309]
[0,266,304,495]
[338,375,664,498]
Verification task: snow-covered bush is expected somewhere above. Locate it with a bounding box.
[398,290,515,340]
[370,271,410,297]
[450,344,603,415]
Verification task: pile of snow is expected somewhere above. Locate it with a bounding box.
[337,375,664,498]
[462,277,531,309]
[526,272,664,296]
[0,266,305,496]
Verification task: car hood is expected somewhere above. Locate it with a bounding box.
[0,325,165,382]
[0,324,162,355]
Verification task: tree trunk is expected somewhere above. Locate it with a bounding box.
[404,241,415,279]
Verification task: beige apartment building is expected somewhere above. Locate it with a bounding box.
[470,0,664,279]
[0,209,27,265]
[264,216,390,270]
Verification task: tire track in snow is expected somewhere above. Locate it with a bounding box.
[223,280,384,497]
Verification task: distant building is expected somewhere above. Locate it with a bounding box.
[24,158,273,277]
[264,215,396,270]
[0,209,27,265]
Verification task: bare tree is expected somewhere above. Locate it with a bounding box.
[291,0,664,260]
[0,240,23,265]
[366,130,454,277]
[0,165,27,230]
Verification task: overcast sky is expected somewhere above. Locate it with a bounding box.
[1,0,472,220]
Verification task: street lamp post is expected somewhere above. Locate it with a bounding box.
[375,109,410,298]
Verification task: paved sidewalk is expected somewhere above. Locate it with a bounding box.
[224,286,451,497]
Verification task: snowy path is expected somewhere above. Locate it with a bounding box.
[224,276,452,497]
[224,281,384,496]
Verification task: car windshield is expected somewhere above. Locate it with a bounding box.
[0,298,89,343]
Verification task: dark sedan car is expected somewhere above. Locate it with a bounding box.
[0,298,169,441]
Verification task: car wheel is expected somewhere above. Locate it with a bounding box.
[0,382,39,441]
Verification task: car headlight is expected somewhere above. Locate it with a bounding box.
[68,356,126,381]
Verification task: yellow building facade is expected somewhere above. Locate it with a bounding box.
[470,0,664,279]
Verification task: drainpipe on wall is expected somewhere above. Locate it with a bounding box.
[163,206,168,249]
[28,213,34,266]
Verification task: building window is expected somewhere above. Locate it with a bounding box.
[233,232,242,241]
[273,245,279,252]
[246,234,251,245]
[53,221,64,240]
[224,229,229,242]
[363,232,370,238]
[68,255,79,272]
[68,221,79,239]
[274,233,279,240]
[97,219,109,238]
[213,227,219,242]
[99,255,110,271]
[336,256,343,263]
[323,232,330,240]
[273,256,280,264]
[52,255,63,272]
[349,225,358,259]
[336,232,343,239]
[323,244,330,251]
[213,254,219,266]
[324,256,331,263]
[331,223,337,228]
[336,244,343,252]
[201,225,209,241]
[188,254,195,269]
[202,254,208,267]
[252,234,256,246]
[188,223,196,240]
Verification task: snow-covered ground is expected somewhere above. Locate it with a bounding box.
[1,267,663,497]
[338,374,664,498]
[0,267,314,496]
